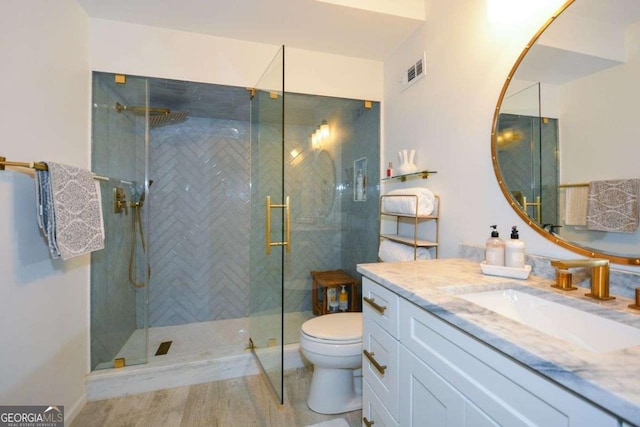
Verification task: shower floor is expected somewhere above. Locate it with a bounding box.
[88,311,313,400]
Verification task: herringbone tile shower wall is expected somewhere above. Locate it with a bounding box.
[147,118,252,327]
[144,101,380,327]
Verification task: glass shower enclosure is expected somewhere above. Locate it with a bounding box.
[249,46,286,403]
[90,73,150,369]
[88,48,381,405]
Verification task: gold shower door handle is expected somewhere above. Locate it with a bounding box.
[265,196,291,255]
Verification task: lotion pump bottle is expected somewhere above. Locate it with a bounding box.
[485,225,505,266]
[505,226,526,269]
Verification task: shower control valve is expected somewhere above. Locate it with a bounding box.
[113,187,128,215]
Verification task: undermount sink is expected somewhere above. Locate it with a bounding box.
[458,289,640,353]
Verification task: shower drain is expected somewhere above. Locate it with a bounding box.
[155,341,172,356]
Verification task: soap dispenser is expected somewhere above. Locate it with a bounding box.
[505,226,525,269]
[485,225,505,266]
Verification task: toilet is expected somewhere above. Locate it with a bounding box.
[300,312,363,414]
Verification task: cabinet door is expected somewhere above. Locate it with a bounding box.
[400,346,499,427]
[362,380,398,427]
[363,315,399,419]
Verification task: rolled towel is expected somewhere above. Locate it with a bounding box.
[378,240,432,262]
[382,187,435,216]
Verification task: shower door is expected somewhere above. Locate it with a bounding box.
[249,46,286,402]
[90,72,150,370]
[497,83,559,226]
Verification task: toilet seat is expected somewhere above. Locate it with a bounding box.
[301,312,362,343]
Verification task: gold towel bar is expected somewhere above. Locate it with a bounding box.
[558,182,589,188]
[0,155,133,185]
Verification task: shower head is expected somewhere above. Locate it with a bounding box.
[115,102,189,128]
[148,111,189,128]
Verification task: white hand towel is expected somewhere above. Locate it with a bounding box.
[564,186,588,226]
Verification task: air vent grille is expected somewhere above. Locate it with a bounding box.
[408,64,417,82]
[401,53,426,92]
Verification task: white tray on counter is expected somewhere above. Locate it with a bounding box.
[480,261,531,280]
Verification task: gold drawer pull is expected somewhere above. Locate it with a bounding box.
[363,297,387,315]
[363,349,387,376]
[363,416,375,427]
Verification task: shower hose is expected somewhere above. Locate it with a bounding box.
[129,201,151,288]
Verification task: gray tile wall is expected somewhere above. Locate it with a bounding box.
[147,117,251,327]
[91,75,381,361]
[146,97,380,326]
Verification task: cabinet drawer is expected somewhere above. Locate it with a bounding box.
[399,299,618,427]
[363,315,399,419]
[362,277,399,338]
[363,380,398,427]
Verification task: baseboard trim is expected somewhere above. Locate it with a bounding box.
[65,391,87,425]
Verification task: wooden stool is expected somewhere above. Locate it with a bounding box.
[311,270,359,315]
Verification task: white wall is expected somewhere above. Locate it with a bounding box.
[88,19,383,101]
[0,0,90,422]
[382,0,608,266]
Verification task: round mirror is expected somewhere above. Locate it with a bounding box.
[492,0,640,265]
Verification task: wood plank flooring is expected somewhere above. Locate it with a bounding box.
[71,367,362,427]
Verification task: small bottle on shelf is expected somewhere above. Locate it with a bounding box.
[338,285,348,311]
[327,287,339,313]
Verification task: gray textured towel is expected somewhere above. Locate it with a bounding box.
[586,179,640,233]
[35,162,105,260]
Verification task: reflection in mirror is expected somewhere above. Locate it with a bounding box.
[493,0,640,264]
[299,150,336,222]
[498,82,559,226]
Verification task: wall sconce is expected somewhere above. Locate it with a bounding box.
[310,120,331,150]
[496,127,522,148]
[320,120,330,139]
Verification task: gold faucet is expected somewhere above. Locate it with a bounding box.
[550,259,615,301]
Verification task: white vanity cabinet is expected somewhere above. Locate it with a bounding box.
[362,277,399,427]
[361,275,620,427]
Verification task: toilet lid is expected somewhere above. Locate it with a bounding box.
[301,312,362,341]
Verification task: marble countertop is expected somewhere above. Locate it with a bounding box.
[357,258,640,425]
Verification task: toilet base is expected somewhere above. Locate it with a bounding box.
[307,366,362,415]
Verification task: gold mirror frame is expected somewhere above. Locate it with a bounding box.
[490,0,640,267]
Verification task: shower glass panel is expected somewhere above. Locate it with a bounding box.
[497,83,559,226]
[90,72,149,370]
[249,46,285,403]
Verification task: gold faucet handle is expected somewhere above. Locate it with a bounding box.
[551,269,577,291]
[629,289,640,311]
